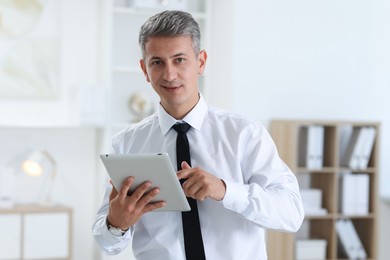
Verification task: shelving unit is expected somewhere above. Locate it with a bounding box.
[100,0,211,127]
[0,205,72,260]
[266,120,379,260]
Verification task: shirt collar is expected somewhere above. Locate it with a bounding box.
[158,93,208,135]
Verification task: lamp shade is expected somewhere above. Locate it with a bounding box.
[21,150,56,178]
[17,149,57,205]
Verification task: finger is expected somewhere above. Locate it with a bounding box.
[181,168,202,190]
[184,180,204,199]
[177,162,193,180]
[194,188,209,201]
[118,176,134,199]
[128,181,152,203]
[136,187,163,209]
[143,200,166,213]
[109,180,118,201]
[181,161,191,169]
[181,171,210,200]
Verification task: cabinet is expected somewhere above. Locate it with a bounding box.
[0,205,72,260]
[101,0,211,127]
[266,120,379,260]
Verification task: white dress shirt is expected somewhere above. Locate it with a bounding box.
[93,95,304,260]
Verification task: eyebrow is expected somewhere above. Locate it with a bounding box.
[149,52,188,61]
[172,52,187,58]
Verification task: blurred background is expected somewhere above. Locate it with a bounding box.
[0,0,389,259]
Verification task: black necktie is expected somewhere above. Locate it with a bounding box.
[172,123,206,260]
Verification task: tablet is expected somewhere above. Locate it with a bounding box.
[100,153,190,212]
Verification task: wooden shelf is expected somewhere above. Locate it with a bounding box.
[266,120,379,260]
[0,204,72,214]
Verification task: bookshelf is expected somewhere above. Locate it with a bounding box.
[266,120,379,260]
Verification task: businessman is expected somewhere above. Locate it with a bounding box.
[93,10,304,260]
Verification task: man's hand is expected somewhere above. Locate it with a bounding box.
[177,161,226,201]
[107,176,166,230]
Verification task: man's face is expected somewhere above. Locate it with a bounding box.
[140,36,207,119]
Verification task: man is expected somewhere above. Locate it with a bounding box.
[93,10,304,260]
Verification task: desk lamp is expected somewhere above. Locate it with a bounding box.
[21,150,56,204]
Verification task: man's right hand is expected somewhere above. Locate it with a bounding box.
[107,176,166,230]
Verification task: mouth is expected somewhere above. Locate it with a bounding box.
[161,84,183,92]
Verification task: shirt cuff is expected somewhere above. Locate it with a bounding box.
[100,216,131,244]
[221,180,249,212]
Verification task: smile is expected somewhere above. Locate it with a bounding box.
[161,85,183,92]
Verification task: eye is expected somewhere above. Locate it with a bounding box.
[176,57,185,63]
[151,60,162,66]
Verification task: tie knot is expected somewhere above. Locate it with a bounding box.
[172,122,191,134]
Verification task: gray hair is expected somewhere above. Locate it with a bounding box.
[138,10,201,57]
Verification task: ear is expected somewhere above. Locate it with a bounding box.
[140,59,151,82]
[198,50,207,75]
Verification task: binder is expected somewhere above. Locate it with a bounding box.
[336,219,367,259]
[345,220,367,259]
[355,174,370,215]
[299,126,324,169]
[343,127,376,170]
[339,173,369,215]
[339,173,355,215]
[314,126,324,169]
[343,127,366,169]
[358,127,376,169]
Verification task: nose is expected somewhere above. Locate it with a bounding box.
[162,63,177,81]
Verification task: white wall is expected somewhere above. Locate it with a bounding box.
[208,0,390,259]
[0,0,99,126]
[210,0,390,199]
